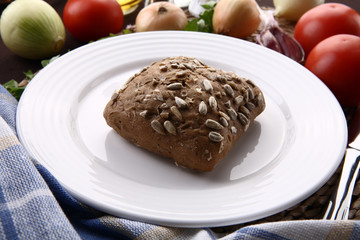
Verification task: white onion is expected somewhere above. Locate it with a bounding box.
[135,2,188,32]
[273,0,325,21]
[0,0,65,60]
[212,0,261,39]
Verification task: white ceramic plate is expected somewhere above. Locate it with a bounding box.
[17,31,347,228]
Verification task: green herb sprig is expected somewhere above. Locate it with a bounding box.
[185,1,217,33]
[3,55,60,100]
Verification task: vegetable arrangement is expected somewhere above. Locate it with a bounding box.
[1,0,359,107]
[294,3,360,106]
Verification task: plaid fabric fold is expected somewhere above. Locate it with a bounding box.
[0,84,359,239]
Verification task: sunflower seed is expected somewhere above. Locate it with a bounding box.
[216,75,226,83]
[160,111,169,119]
[224,84,234,97]
[183,63,194,71]
[175,96,188,109]
[110,90,119,101]
[224,100,231,108]
[203,79,213,92]
[159,65,168,72]
[204,149,212,161]
[167,83,182,90]
[153,89,163,101]
[247,87,255,99]
[231,126,237,134]
[178,64,186,70]
[205,119,224,130]
[139,110,148,118]
[208,131,224,143]
[234,95,244,105]
[227,108,238,120]
[218,142,224,153]
[246,79,256,87]
[160,103,169,109]
[219,111,230,121]
[176,71,187,78]
[195,88,202,94]
[151,120,165,135]
[238,112,249,125]
[199,101,207,116]
[164,120,177,135]
[257,93,264,108]
[170,106,182,121]
[240,105,250,116]
[243,89,249,102]
[219,117,228,127]
[209,96,217,111]
[246,102,256,111]
[140,66,149,73]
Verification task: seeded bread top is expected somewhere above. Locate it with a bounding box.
[105,56,265,171]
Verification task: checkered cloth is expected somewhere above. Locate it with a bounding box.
[0,84,359,239]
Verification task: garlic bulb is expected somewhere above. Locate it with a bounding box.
[0,0,65,60]
[273,0,325,21]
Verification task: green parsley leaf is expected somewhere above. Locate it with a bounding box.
[3,79,27,101]
[184,1,216,33]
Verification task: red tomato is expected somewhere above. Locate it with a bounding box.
[305,34,360,107]
[294,3,360,56]
[63,0,124,42]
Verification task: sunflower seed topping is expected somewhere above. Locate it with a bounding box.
[175,96,188,109]
[151,120,165,135]
[209,96,217,111]
[176,71,187,78]
[199,101,207,116]
[240,105,250,116]
[139,110,148,118]
[246,102,256,111]
[170,106,182,121]
[205,119,224,130]
[238,112,249,125]
[203,79,213,92]
[219,117,228,127]
[247,87,255,99]
[234,95,244,105]
[110,90,119,101]
[227,108,238,120]
[208,131,224,143]
[231,126,237,134]
[224,84,234,97]
[224,100,231,108]
[218,142,224,153]
[167,83,182,90]
[219,111,230,121]
[159,65,168,72]
[164,120,177,135]
[257,93,264,108]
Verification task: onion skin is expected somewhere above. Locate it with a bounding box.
[274,0,325,21]
[212,0,261,39]
[135,2,188,32]
[0,0,65,60]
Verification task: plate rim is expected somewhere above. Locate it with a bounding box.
[16,31,348,227]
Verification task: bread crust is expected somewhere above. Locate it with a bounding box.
[103,56,265,172]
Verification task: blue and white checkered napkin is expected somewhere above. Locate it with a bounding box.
[0,84,358,239]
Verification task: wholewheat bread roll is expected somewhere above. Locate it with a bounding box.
[103,56,265,172]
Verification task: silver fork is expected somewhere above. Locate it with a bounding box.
[323,107,360,220]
